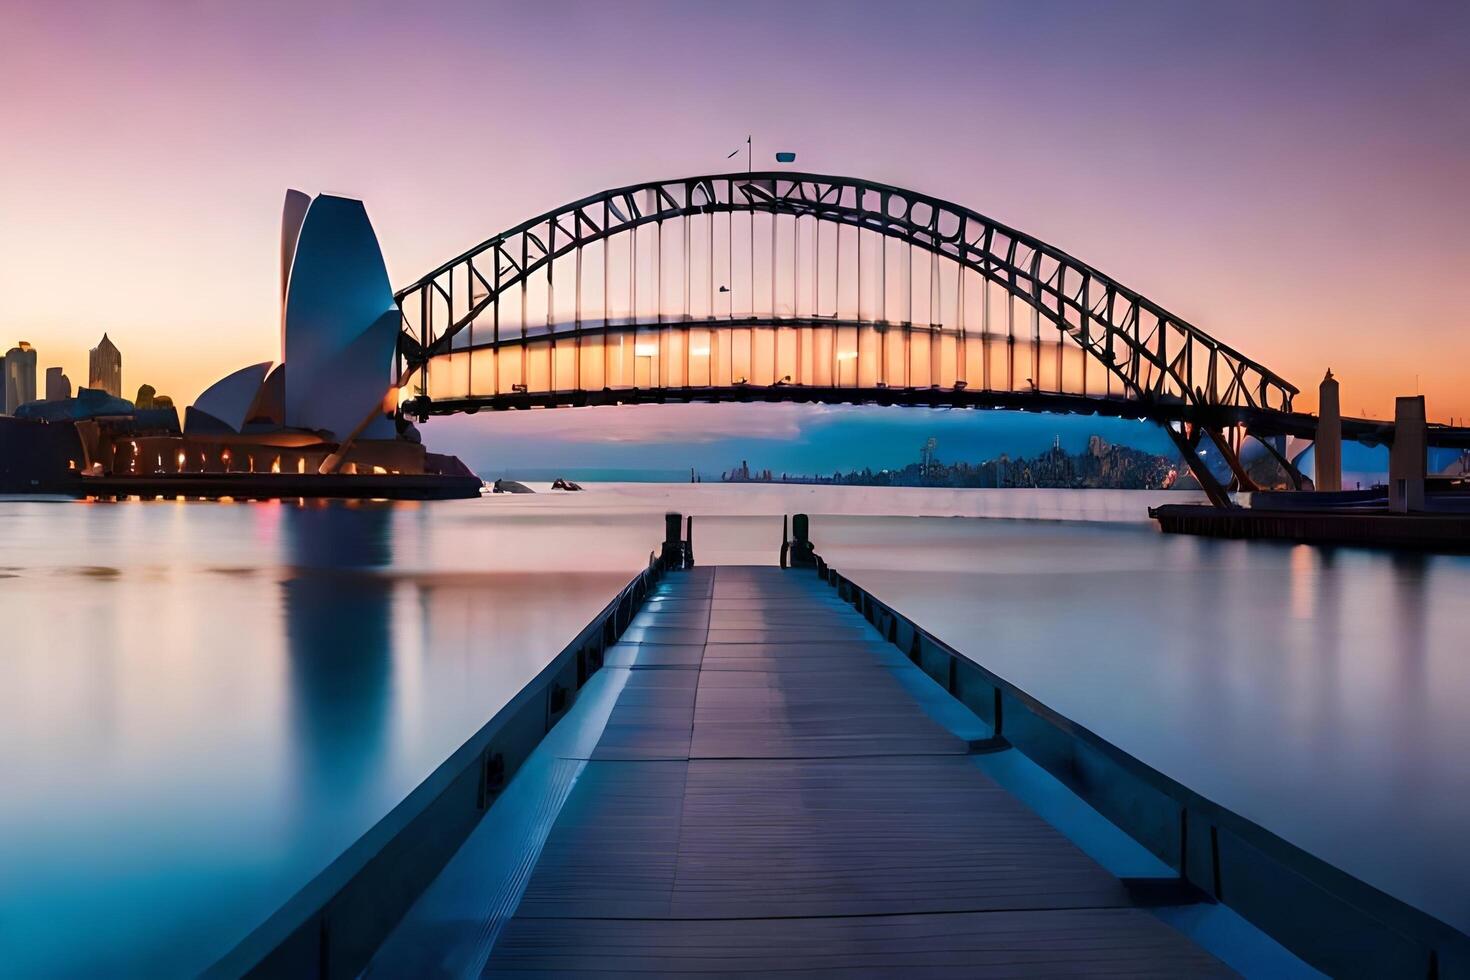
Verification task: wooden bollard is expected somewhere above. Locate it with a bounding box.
[661,512,685,569]
[790,513,816,567]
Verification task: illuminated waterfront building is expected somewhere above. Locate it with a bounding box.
[7,191,471,492]
[38,190,468,484]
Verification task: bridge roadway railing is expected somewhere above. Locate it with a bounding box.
[804,544,1470,979]
[419,318,1111,405]
[205,548,670,980]
[409,316,1312,436]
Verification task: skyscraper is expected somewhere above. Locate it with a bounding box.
[89,333,122,398]
[4,342,37,414]
[45,366,72,401]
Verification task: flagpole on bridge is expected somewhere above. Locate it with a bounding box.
[727,135,751,174]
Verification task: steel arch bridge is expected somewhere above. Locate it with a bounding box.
[393,172,1304,501]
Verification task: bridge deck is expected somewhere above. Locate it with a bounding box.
[474,565,1229,977]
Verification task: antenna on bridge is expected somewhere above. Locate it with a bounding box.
[727,135,752,173]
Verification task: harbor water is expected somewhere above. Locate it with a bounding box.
[2,485,1467,975]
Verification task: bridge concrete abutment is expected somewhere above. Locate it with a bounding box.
[1316,370,1343,492]
[1389,395,1427,512]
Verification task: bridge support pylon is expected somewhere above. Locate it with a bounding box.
[1210,428,1260,494]
[1165,423,1233,509]
[1389,396,1427,513]
[1250,433,1313,491]
[1316,371,1343,492]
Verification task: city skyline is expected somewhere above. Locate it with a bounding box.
[3,1,1467,438]
[2,335,109,413]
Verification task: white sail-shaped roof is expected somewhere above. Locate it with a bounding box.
[281,194,398,440]
[191,361,272,432]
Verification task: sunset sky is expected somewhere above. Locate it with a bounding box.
[3,1,1467,462]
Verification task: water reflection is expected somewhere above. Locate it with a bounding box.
[1289,545,1315,621]
[0,496,643,976]
[1310,547,1342,742]
[280,504,395,817]
[1390,551,1429,665]
[1386,551,1432,770]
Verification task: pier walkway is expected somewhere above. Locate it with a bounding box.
[415,564,1230,977]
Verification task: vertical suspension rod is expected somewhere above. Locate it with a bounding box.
[464,262,471,397]
[856,188,863,325]
[630,220,637,387]
[834,216,841,385]
[879,224,887,386]
[794,212,801,384]
[493,245,501,396]
[708,205,716,385]
[1007,290,1015,391]
[930,232,939,385]
[661,218,667,390]
[520,233,528,388]
[684,214,691,387]
[772,210,779,382]
[547,220,556,390]
[602,201,610,387]
[956,231,966,387]
[905,238,913,388]
[574,243,582,391]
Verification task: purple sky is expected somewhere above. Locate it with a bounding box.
[3,0,1467,426]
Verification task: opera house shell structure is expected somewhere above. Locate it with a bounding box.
[17,191,477,495]
[188,190,400,446]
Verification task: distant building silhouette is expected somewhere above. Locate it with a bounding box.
[89,333,122,398]
[4,342,37,414]
[44,367,71,401]
[719,434,1182,490]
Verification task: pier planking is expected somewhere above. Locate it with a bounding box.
[484,565,1231,977]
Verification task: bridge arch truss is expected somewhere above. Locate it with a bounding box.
[394,172,1296,433]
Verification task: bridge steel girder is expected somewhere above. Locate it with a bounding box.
[1210,427,1261,494]
[1249,432,1312,491]
[392,172,1299,422]
[402,383,1279,430]
[1164,424,1233,509]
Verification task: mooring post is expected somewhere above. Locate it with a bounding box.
[661,512,685,569]
[790,513,816,567]
[684,515,695,567]
[780,515,790,568]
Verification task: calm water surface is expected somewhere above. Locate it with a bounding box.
[2,485,1467,975]
[814,514,1470,939]
[0,496,657,977]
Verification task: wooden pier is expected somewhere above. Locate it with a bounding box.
[480,565,1230,976]
[226,522,1466,978]
[1151,502,1470,550]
